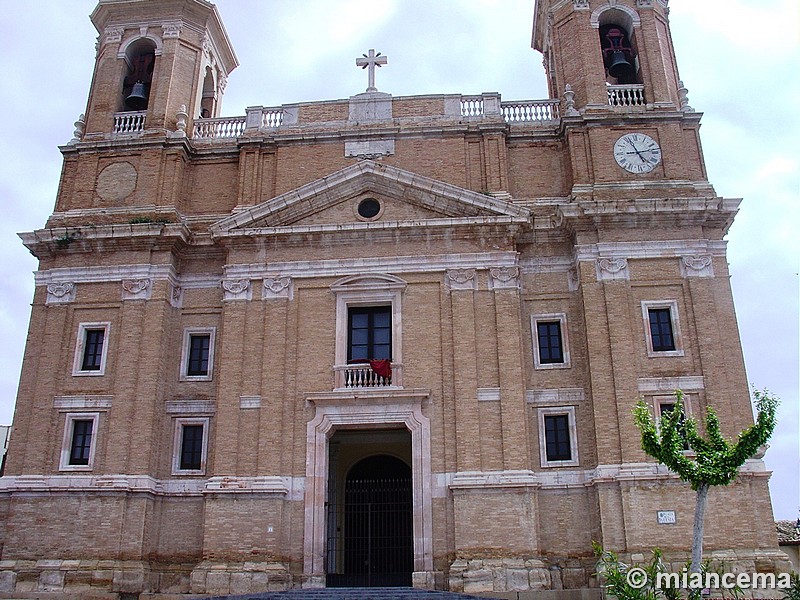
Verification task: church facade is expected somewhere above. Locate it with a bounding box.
[0,0,786,598]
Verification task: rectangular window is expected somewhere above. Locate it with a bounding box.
[73,322,111,376]
[348,306,391,362]
[69,419,94,465]
[81,329,105,371]
[180,424,204,470]
[172,417,209,475]
[187,334,210,377]
[659,401,689,450]
[537,321,564,364]
[59,413,99,471]
[180,328,216,381]
[537,406,579,467]
[544,414,572,461]
[641,300,684,357]
[648,308,675,352]
[531,313,570,369]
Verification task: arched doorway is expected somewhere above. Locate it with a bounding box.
[327,444,413,587]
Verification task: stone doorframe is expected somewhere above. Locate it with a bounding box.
[303,389,433,587]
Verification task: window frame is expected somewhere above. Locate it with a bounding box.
[59,412,99,471]
[653,394,693,452]
[531,313,571,370]
[641,300,684,357]
[335,290,402,369]
[172,417,210,475]
[179,327,216,381]
[537,406,579,468]
[347,305,392,363]
[72,322,111,376]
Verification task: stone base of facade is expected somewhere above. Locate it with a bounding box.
[0,550,790,598]
[448,558,553,594]
[446,549,794,596]
[0,559,292,599]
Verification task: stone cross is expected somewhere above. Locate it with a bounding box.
[356,49,387,92]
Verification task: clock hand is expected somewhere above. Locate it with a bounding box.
[628,140,646,162]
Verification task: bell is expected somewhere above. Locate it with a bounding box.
[125,81,148,111]
[607,50,634,79]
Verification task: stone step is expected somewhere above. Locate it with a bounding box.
[202,588,487,600]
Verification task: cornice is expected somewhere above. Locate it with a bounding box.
[20,223,192,259]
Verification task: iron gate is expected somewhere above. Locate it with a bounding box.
[327,475,413,587]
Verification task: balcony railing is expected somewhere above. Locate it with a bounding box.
[193,116,247,139]
[607,84,645,107]
[501,100,560,122]
[113,111,146,134]
[334,362,402,389]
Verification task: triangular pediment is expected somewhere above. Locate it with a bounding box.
[210,160,529,237]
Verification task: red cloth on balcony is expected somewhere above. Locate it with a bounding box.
[369,359,392,379]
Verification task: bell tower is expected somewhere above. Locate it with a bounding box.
[82,0,238,138]
[533,0,685,111]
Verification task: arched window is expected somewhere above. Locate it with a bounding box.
[122,38,156,111]
[591,5,641,86]
[599,23,638,84]
[200,66,216,118]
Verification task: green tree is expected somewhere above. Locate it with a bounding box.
[633,389,778,575]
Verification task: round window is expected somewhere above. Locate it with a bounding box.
[357,198,382,220]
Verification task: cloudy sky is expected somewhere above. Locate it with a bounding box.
[0,1,796,520]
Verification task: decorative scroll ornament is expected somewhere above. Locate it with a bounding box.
[489,266,521,290]
[104,27,124,44]
[161,21,182,38]
[263,277,292,300]
[46,282,76,304]
[122,278,151,300]
[446,268,477,292]
[170,284,183,308]
[680,255,714,278]
[567,268,580,291]
[596,257,630,281]
[573,0,590,8]
[222,279,251,301]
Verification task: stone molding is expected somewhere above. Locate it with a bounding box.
[165,400,216,415]
[477,388,501,402]
[0,460,767,499]
[344,139,395,159]
[637,376,705,393]
[0,474,301,498]
[226,251,518,280]
[35,253,520,294]
[526,388,584,405]
[53,395,113,411]
[575,239,728,262]
[239,395,262,409]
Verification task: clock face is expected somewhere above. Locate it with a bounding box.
[613,133,662,173]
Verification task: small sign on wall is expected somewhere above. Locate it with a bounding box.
[657,510,677,524]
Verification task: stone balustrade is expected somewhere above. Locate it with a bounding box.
[607,84,646,107]
[334,362,400,389]
[113,111,146,134]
